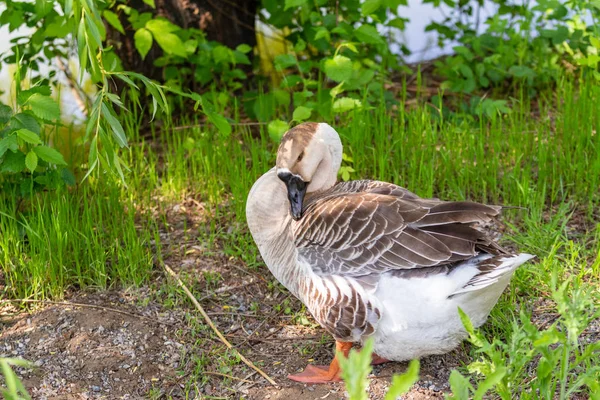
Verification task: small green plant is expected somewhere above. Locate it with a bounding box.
[0,64,71,194]
[202,271,223,290]
[451,272,600,400]
[0,0,172,182]
[431,0,600,95]
[339,152,356,182]
[0,358,31,400]
[339,338,420,400]
[107,1,253,93]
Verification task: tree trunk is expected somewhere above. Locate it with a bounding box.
[107,0,258,85]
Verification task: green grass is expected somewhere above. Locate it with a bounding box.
[0,184,159,299]
[1,75,599,397]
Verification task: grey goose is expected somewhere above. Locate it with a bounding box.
[246,122,534,383]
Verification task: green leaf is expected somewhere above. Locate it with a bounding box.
[4,358,33,368]
[453,45,474,61]
[314,27,330,41]
[142,0,156,7]
[537,356,554,379]
[134,28,153,59]
[234,51,251,65]
[213,46,232,64]
[362,0,382,16]
[457,307,485,346]
[1,150,26,173]
[492,100,511,115]
[61,168,76,186]
[146,18,179,34]
[533,330,561,348]
[0,136,14,158]
[543,26,569,45]
[17,86,52,106]
[509,65,535,79]
[16,129,42,145]
[84,13,103,49]
[384,0,406,8]
[103,10,125,34]
[273,89,291,107]
[10,113,41,134]
[294,38,307,52]
[0,135,18,155]
[354,25,383,45]
[467,360,492,375]
[0,104,12,124]
[184,39,199,54]
[236,44,252,54]
[339,339,373,400]
[388,17,407,29]
[268,119,289,142]
[353,68,375,86]
[33,145,67,165]
[27,94,60,121]
[35,0,53,18]
[458,64,473,79]
[330,81,345,98]
[274,54,297,69]
[332,97,362,113]
[384,359,420,400]
[154,33,188,57]
[448,370,472,399]
[284,0,307,10]
[457,307,474,335]
[341,167,350,181]
[64,0,73,16]
[324,55,353,82]
[292,106,312,122]
[473,366,507,400]
[0,360,19,397]
[25,151,38,172]
[207,112,232,137]
[339,42,358,53]
[78,15,88,76]
[101,103,128,148]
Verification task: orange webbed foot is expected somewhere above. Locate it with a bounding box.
[287,364,342,383]
[288,341,352,384]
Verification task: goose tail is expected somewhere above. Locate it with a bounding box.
[450,253,535,296]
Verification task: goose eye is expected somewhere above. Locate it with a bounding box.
[297,152,304,162]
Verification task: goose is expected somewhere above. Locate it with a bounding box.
[246,122,534,384]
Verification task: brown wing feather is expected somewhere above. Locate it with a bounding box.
[295,180,503,276]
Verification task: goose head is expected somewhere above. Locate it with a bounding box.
[275,122,343,220]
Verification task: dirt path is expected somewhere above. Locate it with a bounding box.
[1,279,463,399]
[1,291,186,398]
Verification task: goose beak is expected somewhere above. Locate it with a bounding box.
[277,171,307,220]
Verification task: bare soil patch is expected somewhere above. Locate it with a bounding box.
[1,283,464,399]
[1,290,188,399]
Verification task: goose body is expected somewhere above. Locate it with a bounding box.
[246,123,534,382]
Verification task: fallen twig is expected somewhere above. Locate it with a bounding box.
[162,263,278,386]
